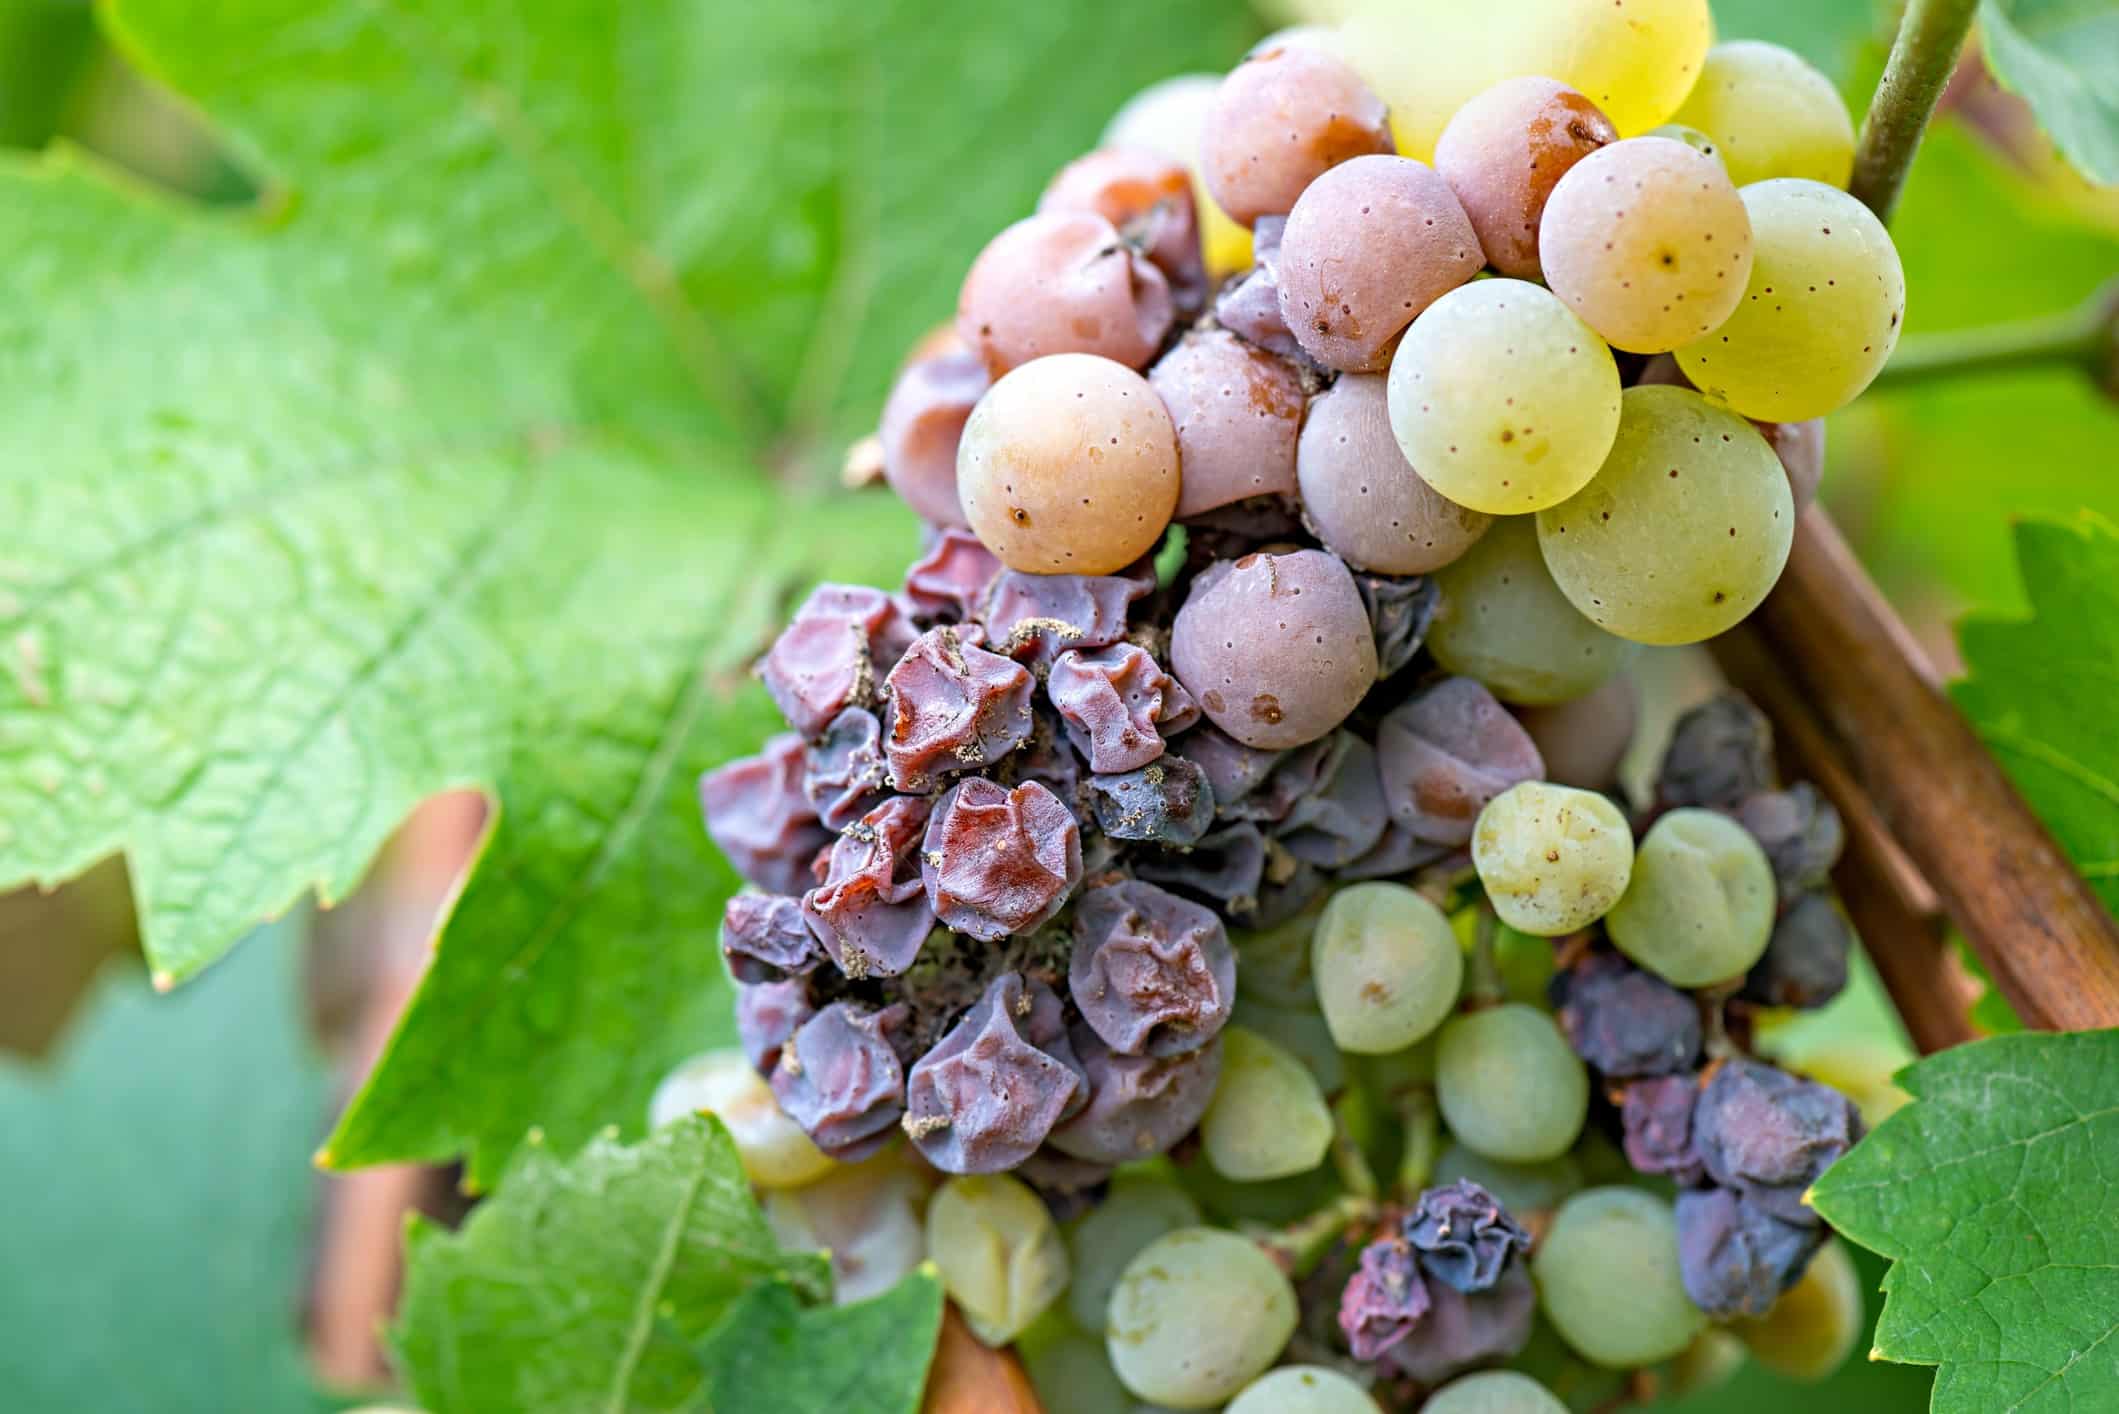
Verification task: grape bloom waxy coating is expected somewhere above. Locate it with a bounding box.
[1472,781,1634,935]
[957,353,1178,574]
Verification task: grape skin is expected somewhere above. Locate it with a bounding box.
[1734,1236,1863,1381]
[1387,280,1623,514]
[1472,782,1634,936]
[1276,155,1482,372]
[1676,179,1907,421]
[1226,1366,1384,1413]
[1200,44,1393,227]
[1434,77,1617,281]
[957,353,1179,575]
[1376,675,1545,846]
[1311,880,1464,1053]
[1435,1003,1589,1163]
[1426,515,1631,705]
[1515,672,1638,790]
[1106,1227,1299,1407]
[1065,1177,1203,1333]
[1539,138,1754,354]
[648,1049,832,1189]
[1423,1370,1569,1414]
[1101,74,1254,278]
[1533,1187,1705,1367]
[926,1173,1070,1347]
[1535,385,1794,646]
[1669,41,1855,189]
[1148,329,1304,518]
[879,346,987,527]
[1199,1024,1334,1180]
[1431,1141,1583,1216]
[1039,146,1205,312]
[1606,807,1777,986]
[1298,373,1494,576]
[764,1151,929,1305]
[956,211,1173,374]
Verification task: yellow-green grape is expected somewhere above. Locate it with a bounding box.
[1427,517,1632,705]
[1472,782,1635,936]
[1735,1237,1863,1381]
[1648,122,1722,167]
[1066,1177,1203,1333]
[1101,74,1251,276]
[1200,1025,1334,1180]
[1339,0,1712,160]
[1423,1370,1570,1413]
[1232,995,1347,1095]
[1676,180,1906,421]
[648,1049,831,1189]
[1665,1328,1748,1397]
[1018,1315,1136,1414]
[1312,881,1465,1053]
[1670,41,1855,187]
[1534,1188,1705,1367]
[1535,385,1794,645]
[1227,1365,1385,1413]
[764,1151,928,1304]
[925,1173,1069,1346]
[1387,280,1622,514]
[1107,1228,1299,1407]
[1607,807,1777,985]
[957,353,1179,574]
[1435,1003,1589,1162]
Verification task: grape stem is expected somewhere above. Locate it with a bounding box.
[1393,1087,1440,1198]
[1253,1193,1377,1279]
[1330,1094,1382,1201]
[1874,282,2119,394]
[1848,0,1981,225]
[1465,902,1504,1006]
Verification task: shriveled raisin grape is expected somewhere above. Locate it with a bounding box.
[700,732,833,897]
[921,778,1082,941]
[1069,878,1235,1056]
[801,794,936,979]
[882,626,1035,794]
[903,972,1088,1173]
[758,584,913,738]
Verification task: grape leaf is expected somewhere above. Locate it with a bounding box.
[1950,513,2119,917]
[0,918,332,1412]
[393,1116,838,1413]
[1707,0,1890,85]
[1981,0,2119,184]
[694,1277,945,1414]
[1809,1030,2119,1412]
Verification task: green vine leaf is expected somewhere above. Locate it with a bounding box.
[1809,1030,2119,1412]
[393,1115,939,1414]
[1981,0,2119,184]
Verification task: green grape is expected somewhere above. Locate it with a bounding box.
[1226,1365,1384,1413]
[1670,41,1855,188]
[1666,1328,1748,1396]
[1067,1178,1203,1333]
[1200,1025,1335,1180]
[1231,995,1347,1096]
[1471,781,1634,936]
[1106,1228,1298,1407]
[648,1049,831,1189]
[1422,1370,1570,1413]
[1427,517,1633,706]
[1735,1237,1862,1381]
[1019,1312,1137,1414]
[1676,180,1906,421]
[1435,1003,1588,1162]
[1386,279,1622,514]
[1339,0,1711,160]
[925,1173,1069,1346]
[1535,385,1794,645]
[1432,1140,1583,1215]
[1606,806,1777,985]
[1233,904,1324,1006]
[1647,122,1722,167]
[1312,881,1464,1054]
[1534,1187,1705,1367]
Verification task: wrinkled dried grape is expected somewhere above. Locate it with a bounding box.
[903,972,1087,1172]
[758,584,913,738]
[921,778,1082,941]
[1376,676,1544,846]
[719,892,821,984]
[700,732,832,896]
[1070,877,1236,1056]
[880,347,988,527]
[1046,642,1197,773]
[1049,1024,1223,1164]
[1088,755,1215,846]
[801,794,936,978]
[803,706,891,830]
[770,1001,911,1163]
[882,626,1035,793]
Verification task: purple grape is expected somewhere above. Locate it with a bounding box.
[979,567,1151,666]
[1405,1180,1532,1294]
[1048,1024,1223,1164]
[758,584,913,738]
[1553,951,1702,1079]
[735,978,813,1074]
[1200,43,1393,227]
[881,625,1035,793]
[999,707,1088,814]
[1133,822,1269,913]
[1170,550,1379,750]
[921,778,1082,941]
[956,210,1174,374]
[801,794,937,978]
[719,893,821,984]
[1047,642,1199,774]
[1338,1236,1430,1361]
[1175,724,1285,812]
[1220,734,1332,825]
[1214,215,1303,359]
[1381,1265,1535,1383]
[1658,696,1774,809]
[1375,677,1545,846]
[770,1001,911,1163]
[802,707,891,830]
[1069,878,1235,1056]
[1147,329,1305,518]
[1088,756,1215,846]
[1338,823,1452,882]
[1276,155,1481,372]
[699,733,833,896]
[1731,783,1844,901]
[1741,891,1853,1010]
[1621,1073,1707,1186]
[1692,1058,1863,1225]
[879,347,988,527]
[1297,374,1493,575]
[900,527,1000,623]
[1356,572,1440,678]
[902,973,1088,1173]
[1039,146,1205,314]
[1273,731,1388,868]
[1676,1186,1828,1318]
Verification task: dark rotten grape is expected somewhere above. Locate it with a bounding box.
[980,567,1152,666]
[1375,676,1544,846]
[1621,1072,1706,1185]
[1133,822,1269,913]
[1088,755,1216,846]
[1273,731,1388,868]
[903,973,1088,1173]
[1676,1186,1828,1318]
[1741,891,1853,1009]
[801,794,936,979]
[1405,1179,1532,1293]
[719,892,821,983]
[1070,878,1236,1056]
[1691,1057,1863,1224]
[1338,1236,1430,1361]
[921,778,1082,941]
[1553,950,1703,1079]
[899,527,1001,623]
[1658,695,1775,809]
[1049,1025,1224,1164]
[882,625,1035,793]
[1356,571,1441,678]
[1730,783,1845,901]
[769,1001,912,1163]
[1047,642,1199,773]
[1381,1266,1536,1384]
[1214,215,1303,359]
[734,978,813,1074]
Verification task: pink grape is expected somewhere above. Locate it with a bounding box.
[879,346,989,527]
[1434,77,1617,281]
[1147,329,1305,517]
[1200,43,1394,227]
[1040,146,1205,312]
[956,211,1174,375]
[1297,373,1493,574]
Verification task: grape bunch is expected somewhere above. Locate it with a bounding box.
[683,7,1901,1409]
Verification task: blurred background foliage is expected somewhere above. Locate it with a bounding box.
[0,0,2109,1410]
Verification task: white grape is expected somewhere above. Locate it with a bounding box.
[1472,781,1634,936]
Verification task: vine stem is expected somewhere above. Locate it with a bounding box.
[1874,284,2118,390]
[1849,0,1982,224]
